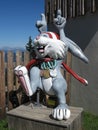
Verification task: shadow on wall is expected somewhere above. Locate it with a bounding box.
[70,31,98,115]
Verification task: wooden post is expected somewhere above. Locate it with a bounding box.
[91,0,96,12]
[23,51,30,66]
[0,51,6,119]
[76,0,82,16]
[72,0,76,17]
[64,0,68,18]
[70,0,73,18]
[15,51,22,89]
[7,51,14,110]
[81,0,85,15]
[45,0,48,22]
[15,51,23,104]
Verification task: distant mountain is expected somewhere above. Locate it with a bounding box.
[0,46,27,62]
[0,46,26,52]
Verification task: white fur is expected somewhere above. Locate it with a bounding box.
[34,36,67,59]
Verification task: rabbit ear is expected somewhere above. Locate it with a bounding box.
[36,13,47,33]
[64,37,89,63]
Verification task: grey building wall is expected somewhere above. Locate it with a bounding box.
[71,31,98,115]
[48,10,98,115]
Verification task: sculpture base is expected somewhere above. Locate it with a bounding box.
[7,104,83,130]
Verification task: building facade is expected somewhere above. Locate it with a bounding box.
[45,0,97,23]
[45,0,98,115]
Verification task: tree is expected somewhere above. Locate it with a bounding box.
[26,36,33,52]
[25,36,36,59]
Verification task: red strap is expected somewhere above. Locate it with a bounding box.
[62,62,88,86]
[26,58,53,70]
[26,59,37,70]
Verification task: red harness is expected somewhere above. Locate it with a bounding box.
[26,58,88,86]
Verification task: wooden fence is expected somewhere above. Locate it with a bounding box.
[0,50,30,119]
[0,50,71,119]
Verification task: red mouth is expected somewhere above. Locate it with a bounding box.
[37,46,45,53]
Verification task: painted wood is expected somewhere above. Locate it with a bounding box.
[45,0,97,22]
[7,51,14,109]
[7,105,83,130]
[0,51,5,119]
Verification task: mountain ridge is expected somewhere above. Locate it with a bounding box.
[0,46,26,52]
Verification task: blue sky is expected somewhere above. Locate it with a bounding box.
[0,0,44,48]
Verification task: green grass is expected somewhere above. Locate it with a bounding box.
[82,111,98,130]
[0,111,98,130]
[0,119,8,130]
